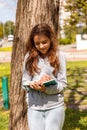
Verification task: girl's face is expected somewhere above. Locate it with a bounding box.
[34,34,51,55]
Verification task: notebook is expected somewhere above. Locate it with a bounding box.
[43,79,57,87]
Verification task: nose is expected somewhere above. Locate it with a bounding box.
[39,43,44,49]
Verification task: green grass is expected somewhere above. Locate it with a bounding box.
[63,108,87,130]
[0,63,10,77]
[0,107,9,130]
[67,61,87,69]
[0,61,87,130]
[64,61,87,129]
[0,63,10,130]
[0,47,12,52]
[65,61,87,109]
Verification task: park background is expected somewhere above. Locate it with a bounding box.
[0,0,87,130]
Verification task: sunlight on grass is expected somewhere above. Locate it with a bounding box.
[0,63,10,76]
[0,47,12,52]
[63,108,87,130]
[79,117,87,127]
[0,63,10,130]
[0,61,87,130]
[0,63,10,100]
[0,107,9,130]
[67,61,87,69]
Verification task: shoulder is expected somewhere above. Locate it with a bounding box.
[56,50,67,66]
[59,50,66,59]
[56,50,66,60]
[56,50,67,71]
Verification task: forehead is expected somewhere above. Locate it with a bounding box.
[34,34,49,42]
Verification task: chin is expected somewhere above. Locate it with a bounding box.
[41,52,47,54]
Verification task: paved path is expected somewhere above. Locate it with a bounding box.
[0,44,87,63]
[64,50,87,61]
[0,52,11,63]
[60,44,87,61]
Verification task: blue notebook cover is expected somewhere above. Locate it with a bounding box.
[43,79,57,87]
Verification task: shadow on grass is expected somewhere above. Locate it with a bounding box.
[0,63,87,130]
[63,108,87,130]
[63,67,87,130]
[65,67,87,110]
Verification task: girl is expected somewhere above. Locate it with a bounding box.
[22,23,67,130]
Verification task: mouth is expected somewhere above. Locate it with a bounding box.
[40,49,47,53]
[40,48,46,51]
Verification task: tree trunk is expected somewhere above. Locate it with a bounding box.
[9,0,60,130]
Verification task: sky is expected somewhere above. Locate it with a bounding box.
[0,0,17,23]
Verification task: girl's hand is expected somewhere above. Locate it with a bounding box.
[29,81,46,92]
[39,74,52,84]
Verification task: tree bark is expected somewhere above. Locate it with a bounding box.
[9,0,60,130]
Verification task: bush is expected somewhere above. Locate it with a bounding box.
[59,38,71,45]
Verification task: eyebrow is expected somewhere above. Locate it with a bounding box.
[35,40,47,44]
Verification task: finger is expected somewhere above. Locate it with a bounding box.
[29,82,35,89]
[30,85,34,89]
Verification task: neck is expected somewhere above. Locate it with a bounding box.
[40,53,47,59]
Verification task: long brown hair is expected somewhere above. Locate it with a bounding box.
[25,23,60,76]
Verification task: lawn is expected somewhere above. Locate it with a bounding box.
[65,61,87,108]
[63,108,87,130]
[0,47,12,52]
[0,61,87,130]
[0,63,10,130]
[63,61,87,130]
[0,63,10,100]
[0,107,9,130]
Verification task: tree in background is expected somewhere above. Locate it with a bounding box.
[0,23,3,38]
[0,21,15,39]
[4,21,15,36]
[63,0,87,43]
[9,0,60,130]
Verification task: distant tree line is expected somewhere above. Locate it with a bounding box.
[0,21,15,39]
[60,0,87,45]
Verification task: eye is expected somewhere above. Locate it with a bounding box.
[35,42,40,46]
[42,40,47,44]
